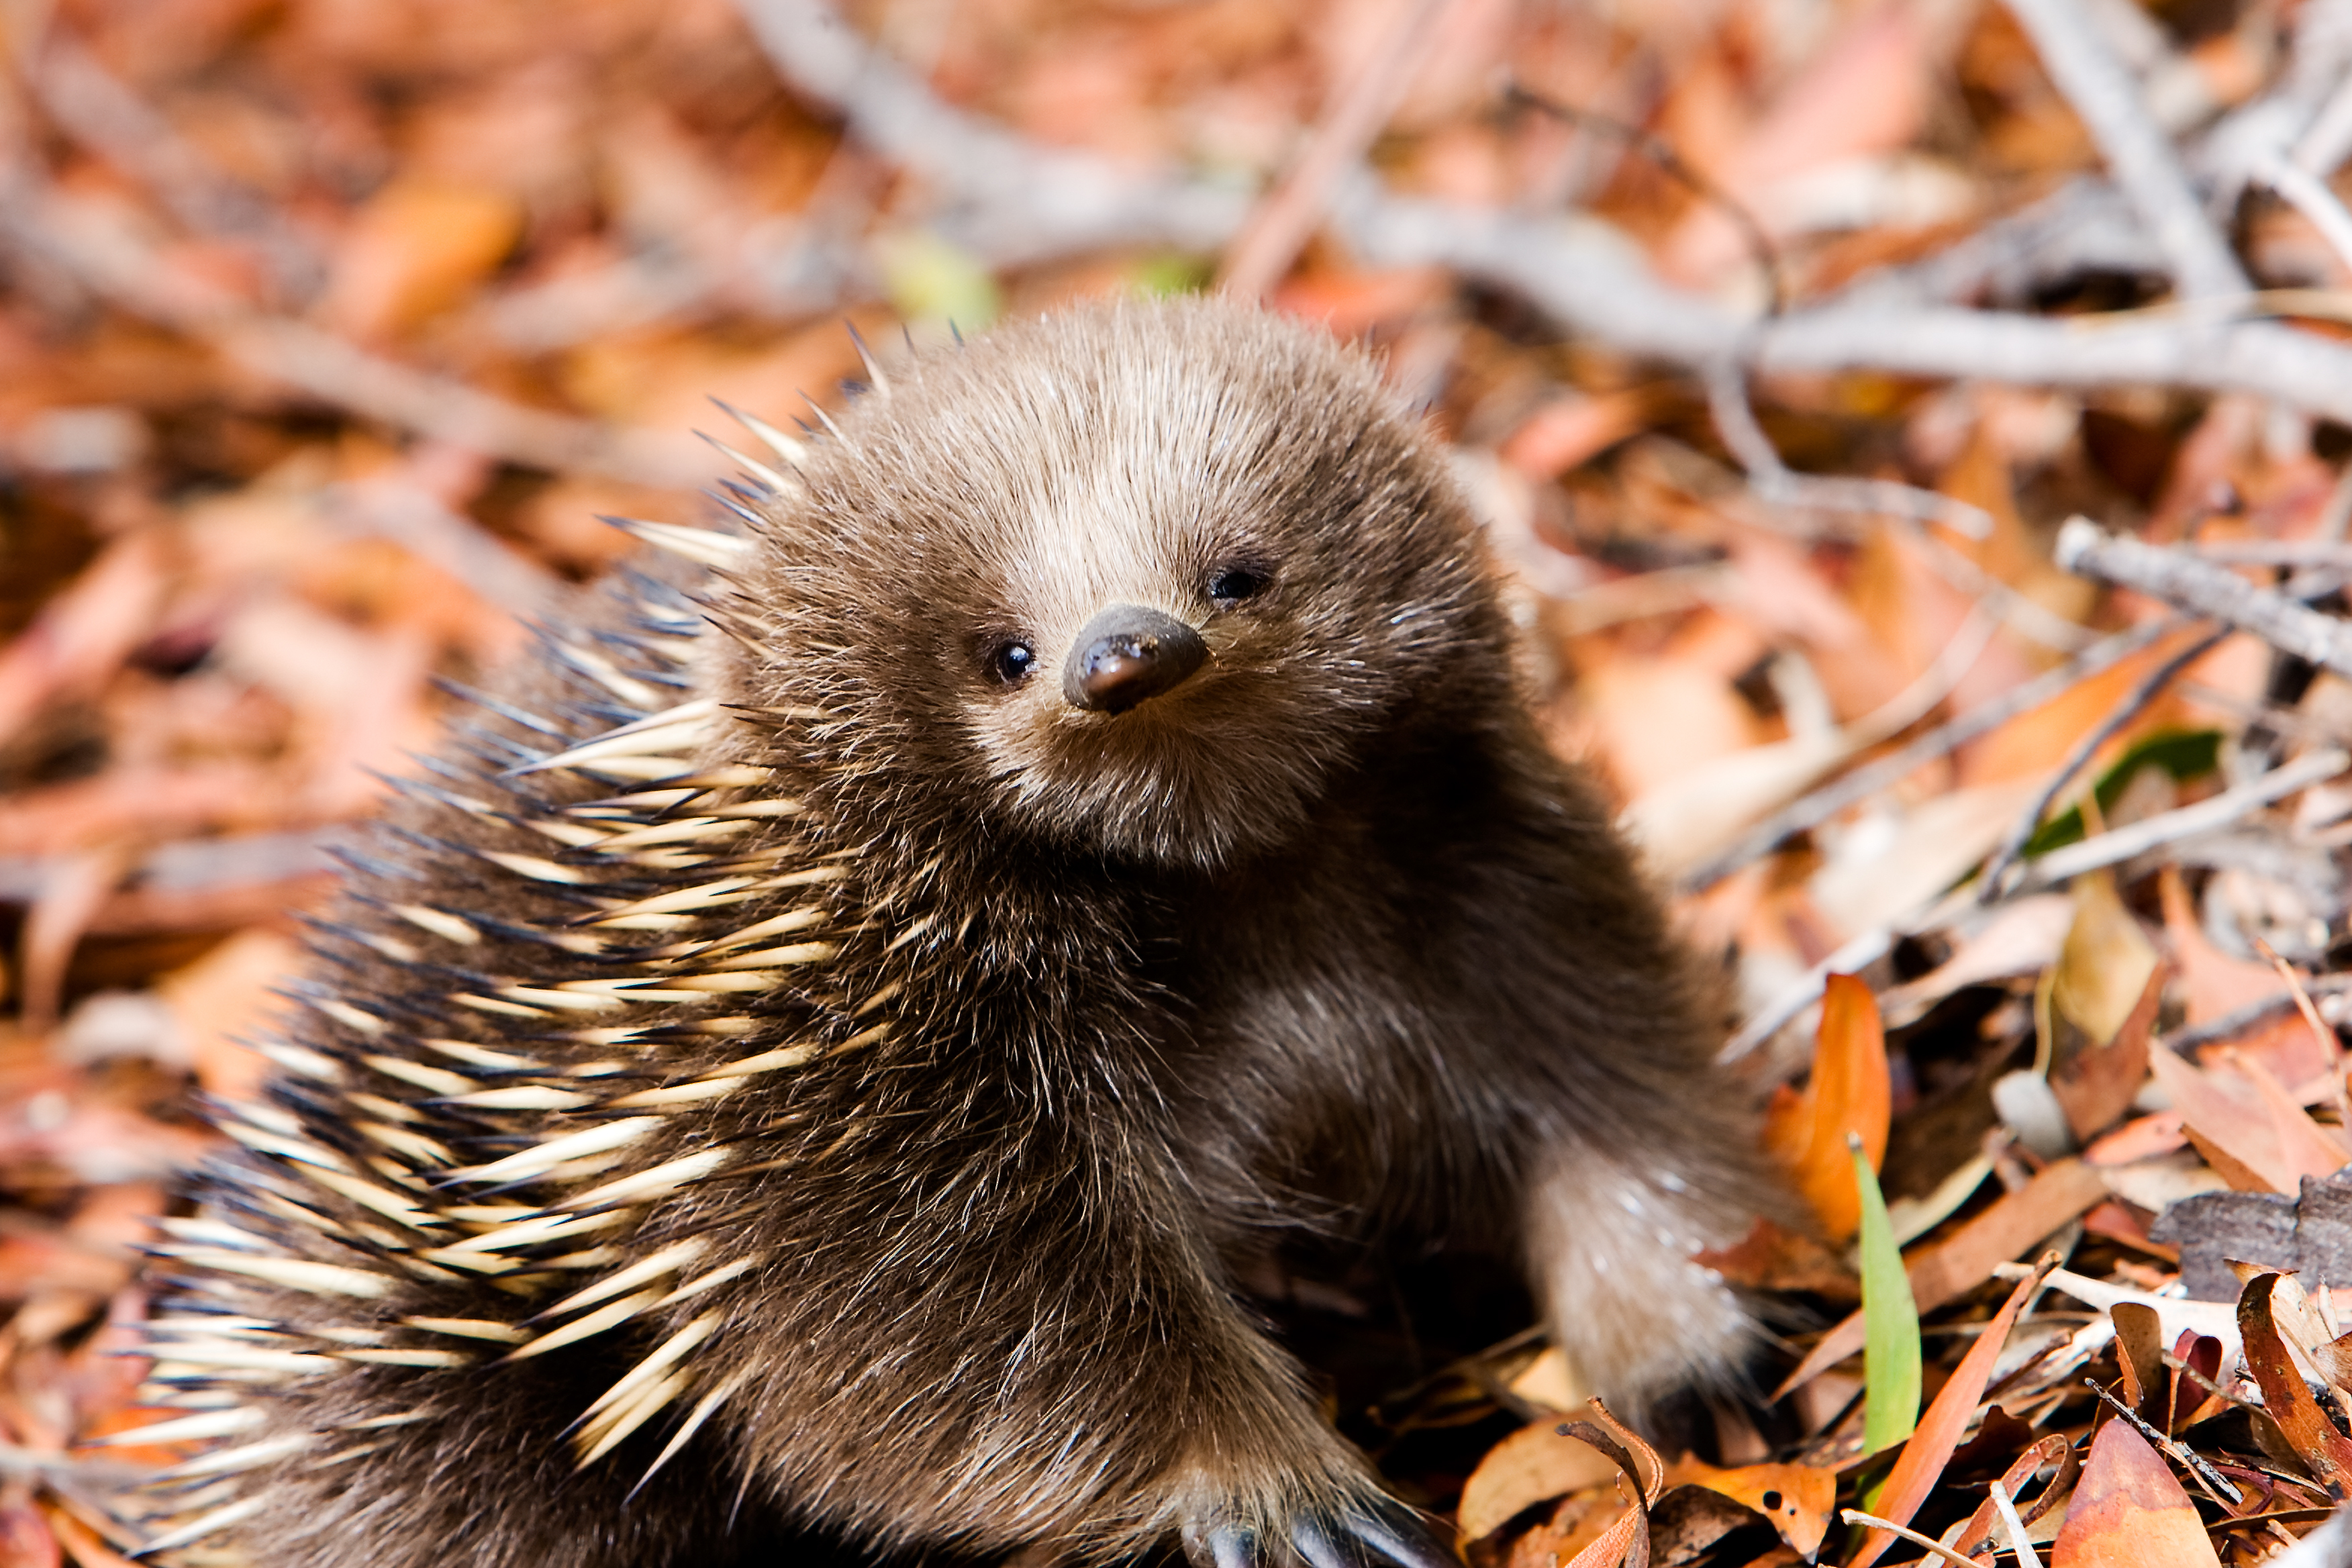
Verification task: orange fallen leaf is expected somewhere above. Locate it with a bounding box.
[1499,391,1648,481]
[320,179,524,340]
[2050,1418,2221,1568]
[1765,973,1890,1242]
[1663,1457,1835,1560]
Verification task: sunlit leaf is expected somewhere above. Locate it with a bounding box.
[877,230,1001,333]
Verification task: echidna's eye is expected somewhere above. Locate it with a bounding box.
[1206,566,1267,604]
[988,640,1036,684]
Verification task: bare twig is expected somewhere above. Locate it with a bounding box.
[2251,150,2352,279]
[1977,623,2230,900]
[2056,519,2352,680]
[726,0,2352,426]
[1719,924,1899,1063]
[1217,0,1458,299]
[1988,1478,2043,1568]
[1705,360,1992,536]
[1706,359,2098,652]
[2002,0,2249,299]
[2081,1378,2246,1506]
[1835,1511,1986,1568]
[1681,617,2188,893]
[729,0,1247,267]
[2018,746,2350,889]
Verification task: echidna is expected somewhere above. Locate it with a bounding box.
[116,298,1783,1568]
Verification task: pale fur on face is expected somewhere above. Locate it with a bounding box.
[729,299,1488,870]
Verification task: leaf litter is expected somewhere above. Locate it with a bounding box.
[13,0,2352,1563]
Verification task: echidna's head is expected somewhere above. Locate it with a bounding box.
[723,297,1504,872]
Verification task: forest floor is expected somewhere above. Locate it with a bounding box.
[7,0,2352,1563]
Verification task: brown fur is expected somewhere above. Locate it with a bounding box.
[158,298,1785,1568]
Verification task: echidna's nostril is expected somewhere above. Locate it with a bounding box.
[1063,605,1210,714]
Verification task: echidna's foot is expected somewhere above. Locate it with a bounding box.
[1184,1500,1456,1568]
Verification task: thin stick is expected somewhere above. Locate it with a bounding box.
[2001,0,2248,299]
[2057,519,2352,679]
[2163,975,2352,1059]
[2018,748,2349,888]
[2253,150,2352,280]
[1977,624,2228,900]
[1987,1479,2043,1568]
[1506,85,1785,316]
[1705,359,1993,538]
[1681,617,2186,893]
[2251,935,2351,1130]
[2082,1379,2245,1506]
[0,185,705,488]
[1836,1511,1987,1568]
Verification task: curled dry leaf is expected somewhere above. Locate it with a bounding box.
[2052,871,2159,1048]
[2237,1271,2352,1495]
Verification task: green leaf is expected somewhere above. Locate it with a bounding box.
[1130,252,1212,298]
[1853,1134,1920,1457]
[2021,727,2222,859]
[877,230,1001,333]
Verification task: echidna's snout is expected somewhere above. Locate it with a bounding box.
[1062,605,1209,714]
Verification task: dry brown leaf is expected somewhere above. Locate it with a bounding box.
[2053,871,2160,1048]
[1459,1422,1627,1544]
[2146,1047,2347,1196]
[2049,1419,2221,1568]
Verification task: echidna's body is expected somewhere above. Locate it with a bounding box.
[132,300,1780,1567]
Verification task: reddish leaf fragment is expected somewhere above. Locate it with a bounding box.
[1562,1493,1649,1568]
[1949,1434,2079,1559]
[0,1507,58,1568]
[2171,1332,2223,1434]
[2050,1420,2221,1568]
[2146,1047,2347,1196]
[1689,1219,1857,1299]
[2050,961,2160,1142]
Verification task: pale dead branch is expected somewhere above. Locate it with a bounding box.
[2056,519,2352,680]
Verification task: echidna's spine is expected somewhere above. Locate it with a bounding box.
[99,458,877,1559]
